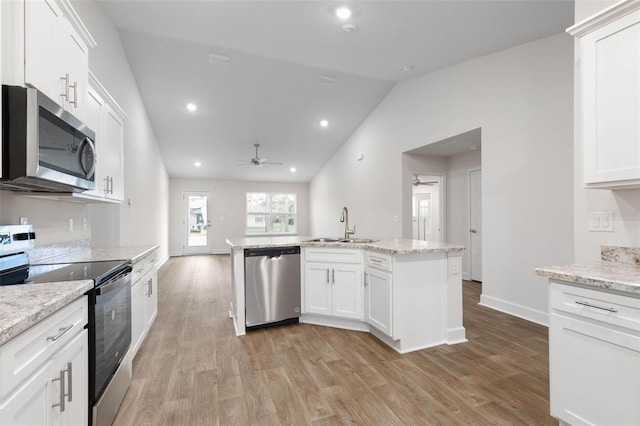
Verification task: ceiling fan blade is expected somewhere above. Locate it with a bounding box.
[261,161,283,165]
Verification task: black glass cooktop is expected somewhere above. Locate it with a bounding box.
[0,260,128,286]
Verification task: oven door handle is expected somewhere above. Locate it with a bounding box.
[96,273,130,295]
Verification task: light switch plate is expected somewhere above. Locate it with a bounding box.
[588,212,614,232]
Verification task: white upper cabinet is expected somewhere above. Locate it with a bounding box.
[568,0,640,189]
[80,72,126,203]
[3,0,95,121]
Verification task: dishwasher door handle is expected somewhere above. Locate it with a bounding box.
[269,255,282,260]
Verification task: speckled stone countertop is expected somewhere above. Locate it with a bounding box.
[1,245,158,347]
[0,280,93,346]
[226,236,464,255]
[536,246,640,296]
[30,244,159,265]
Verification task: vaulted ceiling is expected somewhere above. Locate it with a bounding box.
[97,0,574,182]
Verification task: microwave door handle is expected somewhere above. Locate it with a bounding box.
[78,137,97,178]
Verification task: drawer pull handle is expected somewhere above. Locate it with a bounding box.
[575,300,618,313]
[370,258,383,264]
[47,325,73,342]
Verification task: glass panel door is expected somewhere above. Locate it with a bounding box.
[184,191,212,254]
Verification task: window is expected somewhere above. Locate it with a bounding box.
[246,192,297,234]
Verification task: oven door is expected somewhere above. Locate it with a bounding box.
[92,269,131,400]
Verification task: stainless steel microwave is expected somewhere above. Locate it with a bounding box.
[1,85,96,192]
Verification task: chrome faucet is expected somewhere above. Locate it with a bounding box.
[340,206,356,239]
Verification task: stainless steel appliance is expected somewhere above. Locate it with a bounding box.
[244,246,301,328]
[1,85,97,192]
[0,225,132,426]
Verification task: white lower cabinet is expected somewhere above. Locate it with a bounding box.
[0,297,88,426]
[130,250,158,359]
[364,252,393,337]
[549,282,640,425]
[303,248,363,320]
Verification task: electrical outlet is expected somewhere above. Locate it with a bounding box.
[82,217,87,231]
[19,217,27,225]
[68,218,74,232]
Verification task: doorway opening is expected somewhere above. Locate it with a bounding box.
[412,175,442,242]
[402,127,482,282]
[183,191,212,254]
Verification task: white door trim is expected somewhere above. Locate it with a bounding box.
[468,168,482,282]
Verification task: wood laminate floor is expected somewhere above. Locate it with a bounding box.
[114,254,555,426]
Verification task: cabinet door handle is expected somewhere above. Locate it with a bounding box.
[52,369,66,412]
[364,272,368,287]
[60,73,70,100]
[575,300,618,313]
[69,81,78,107]
[66,362,73,402]
[47,324,73,342]
[146,278,153,297]
[326,268,330,284]
[331,268,335,284]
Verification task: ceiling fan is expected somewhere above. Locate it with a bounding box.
[235,143,283,167]
[412,176,438,186]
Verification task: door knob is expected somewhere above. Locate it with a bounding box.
[470,229,478,233]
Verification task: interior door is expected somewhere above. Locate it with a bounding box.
[183,191,212,254]
[469,170,482,282]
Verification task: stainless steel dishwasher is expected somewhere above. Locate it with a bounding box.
[244,246,301,328]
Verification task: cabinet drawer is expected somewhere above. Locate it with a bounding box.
[0,296,88,401]
[365,251,392,272]
[304,248,362,263]
[550,282,640,333]
[132,251,157,284]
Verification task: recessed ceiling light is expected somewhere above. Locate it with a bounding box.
[290,167,297,173]
[186,103,197,112]
[194,161,202,167]
[403,65,415,72]
[320,119,329,128]
[335,6,351,19]
[342,23,358,32]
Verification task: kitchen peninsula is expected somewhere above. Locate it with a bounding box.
[227,236,466,354]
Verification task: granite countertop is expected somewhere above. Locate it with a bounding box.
[536,246,640,296]
[226,236,464,255]
[536,262,640,296]
[0,280,93,346]
[31,244,159,265]
[1,245,159,347]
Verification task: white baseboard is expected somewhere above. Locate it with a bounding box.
[462,272,471,281]
[157,255,169,269]
[479,294,548,327]
[447,326,467,344]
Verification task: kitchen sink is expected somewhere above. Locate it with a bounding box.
[304,237,379,244]
[305,237,343,243]
[340,238,379,244]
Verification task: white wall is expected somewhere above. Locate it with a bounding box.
[72,0,170,263]
[573,0,640,262]
[446,149,482,280]
[169,179,310,255]
[310,33,575,325]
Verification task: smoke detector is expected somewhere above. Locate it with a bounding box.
[209,53,230,66]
